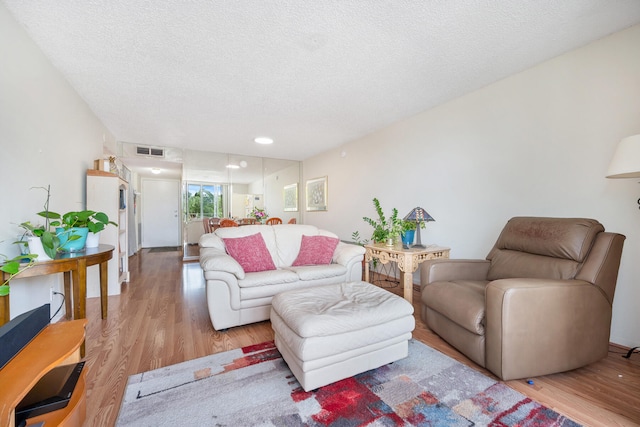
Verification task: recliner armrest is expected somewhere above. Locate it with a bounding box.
[485,278,611,380]
[421,259,490,287]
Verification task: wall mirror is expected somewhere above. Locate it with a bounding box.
[117,142,301,261]
[182,149,301,260]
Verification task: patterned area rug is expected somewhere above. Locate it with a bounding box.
[116,340,580,426]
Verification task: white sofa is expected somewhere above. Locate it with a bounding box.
[198,224,366,330]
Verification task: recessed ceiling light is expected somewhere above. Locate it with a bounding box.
[151,168,161,174]
[226,164,240,169]
[254,137,274,145]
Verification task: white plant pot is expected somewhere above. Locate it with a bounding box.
[85,231,100,248]
[27,236,53,261]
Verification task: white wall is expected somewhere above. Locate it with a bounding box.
[302,25,640,347]
[264,163,301,223]
[0,4,114,320]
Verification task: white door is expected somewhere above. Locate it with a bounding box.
[141,178,181,248]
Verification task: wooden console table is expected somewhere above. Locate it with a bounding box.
[364,243,450,304]
[0,245,115,327]
[0,319,87,427]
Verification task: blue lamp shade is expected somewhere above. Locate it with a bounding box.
[403,207,435,248]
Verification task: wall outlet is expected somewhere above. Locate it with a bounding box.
[49,287,54,301]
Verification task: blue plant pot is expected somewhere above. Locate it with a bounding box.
[401,230,415,246]
[56,227,89,252]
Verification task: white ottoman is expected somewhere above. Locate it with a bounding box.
[270,281,415,391]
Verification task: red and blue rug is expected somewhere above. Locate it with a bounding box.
[116,340,580,426]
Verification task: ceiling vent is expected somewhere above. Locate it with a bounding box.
[136,146,165,157]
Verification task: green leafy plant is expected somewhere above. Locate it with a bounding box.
[19,187,118,258]
[0,253,37,296]
[60,210,117,233]
[362,198,402,243]
[351,231,369,246]
[401,219,425,233]
[18,185,62,258]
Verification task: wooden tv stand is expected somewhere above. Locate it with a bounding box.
[0,320,87,427]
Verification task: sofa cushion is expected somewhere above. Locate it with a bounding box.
[422,280,487,335]
[490,217,603,262]
[285,264,347,281]
[292,235,339,266]
[271,224,322,266]
[238,269,299,287]
[223,233,276,273]
[487,250,579,281]
[271,281,414,338]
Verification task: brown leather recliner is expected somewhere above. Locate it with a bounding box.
[420,217,625,380]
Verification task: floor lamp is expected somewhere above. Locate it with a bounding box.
[606,134,640,199]
[606,134,640,359]
[403,207,435,248]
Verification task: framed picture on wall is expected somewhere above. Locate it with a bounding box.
[283,183,298,211]
[305,176,328,211]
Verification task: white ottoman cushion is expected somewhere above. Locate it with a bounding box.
[271,281,415,391]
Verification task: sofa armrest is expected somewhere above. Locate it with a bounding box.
[199,232,225,250]
[421,259,490,286]
[200,248,245,279]
[332,242,366,266]
[485,278,611,380]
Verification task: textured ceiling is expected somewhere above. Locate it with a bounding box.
[4,0,640,163]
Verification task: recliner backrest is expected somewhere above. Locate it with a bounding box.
[486,217,604,281]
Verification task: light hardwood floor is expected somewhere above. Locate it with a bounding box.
[81,249,640,426]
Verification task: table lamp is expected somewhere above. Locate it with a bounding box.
[403,207,435,248]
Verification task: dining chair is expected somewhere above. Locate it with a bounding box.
[219,218,239,227]
[287,218,297,224]
[203,218,212,233]
[266,217,282,225]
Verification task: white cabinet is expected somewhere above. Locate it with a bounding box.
[87,170,129,296]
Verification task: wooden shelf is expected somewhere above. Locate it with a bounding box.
[0,320,87,427]
[87,171,130,292]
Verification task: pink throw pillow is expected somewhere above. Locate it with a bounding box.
[223,233,276,273]
[292,235,339,266]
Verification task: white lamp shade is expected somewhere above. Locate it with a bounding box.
[606,134,640,178]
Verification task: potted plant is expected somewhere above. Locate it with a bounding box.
[400,220,425,247]
[84,211,118,248]
[56,210,117,251]
[249,207,269,223]
[18,186,62,260]
[363,198,402,246]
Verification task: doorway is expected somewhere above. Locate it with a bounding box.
[141,178,181,248]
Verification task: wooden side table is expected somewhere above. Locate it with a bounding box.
[0,245,114,328]
[364,243,450,304]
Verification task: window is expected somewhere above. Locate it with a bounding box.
[186,183,226,219]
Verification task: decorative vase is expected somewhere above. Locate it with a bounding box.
[385,237,394,246]
[56,227,89,252]
[85,231,100,248]
[401,230,415,247]
[16,235,30,255]
[27,236,53,261]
